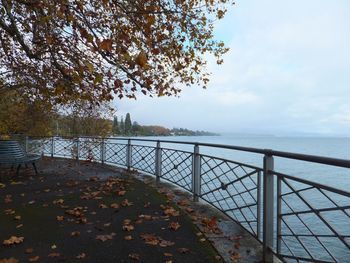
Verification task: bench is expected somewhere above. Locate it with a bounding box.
[0,140,41,175]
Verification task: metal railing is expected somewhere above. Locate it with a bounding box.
[27,136,350,263]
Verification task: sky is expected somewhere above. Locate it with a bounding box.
[114,0,350,136]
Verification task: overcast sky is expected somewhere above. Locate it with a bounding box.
[114,0,350,136]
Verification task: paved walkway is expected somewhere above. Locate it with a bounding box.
[0,158,222,263]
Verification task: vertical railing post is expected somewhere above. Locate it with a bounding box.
[276,176,282,255]
[126,139,132,170]
[263,153,275,263]
[257,170,262,240]
[155,141,162,183]
[51,137,54,158]
[101,138,105,164]
[192,144,201,202]
[76,138,80,161]
[25,136,28,153]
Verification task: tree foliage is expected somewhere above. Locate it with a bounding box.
[124,113,132,135]
[0,0,232,106]
[55,100,113,136]
[0,89,54,135]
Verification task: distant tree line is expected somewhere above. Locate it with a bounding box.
[0,99,217,137]
[112,113,218,137]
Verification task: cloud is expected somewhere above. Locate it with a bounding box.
[114,0,350,136]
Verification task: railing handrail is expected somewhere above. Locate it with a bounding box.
[30,135,350,169]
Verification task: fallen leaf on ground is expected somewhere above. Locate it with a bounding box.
[202,217,221,234]
[122,225,134,231]
[110,203,119,209]
[159,239,175,247]
[117,190,126,196]
[230,252,241,262]
[0,258,18,263]
[53,199,64,205]
[56,216,64,221]
[95,233,116,242]
[123,219,131,225]
[4,209,15,215]
[128,253,140,261]
[168,222,181,231]
[3,236,24,246]
[162,207,179,217]
[177,199,190,206]
[48,253,60,258]
[121,199,133,207]
[140,233,159,246]
[139,214,152,220]
[28,256,39,262]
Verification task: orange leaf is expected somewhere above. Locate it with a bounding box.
[56,216,64,221]
[0,258,19,263]
[3,236,24,246]
[99,39,113,52]
[117,190,126,196]
[110,203,119,209]
[168,222,181,231]
[95,233,115,242]
[28,256,39,262]
[122,225,134,232]
[135,52,147,68]
[48,253,60,258]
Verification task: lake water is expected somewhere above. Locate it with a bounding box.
[131,135,350,191]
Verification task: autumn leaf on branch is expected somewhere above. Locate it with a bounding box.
[0,0,233,106]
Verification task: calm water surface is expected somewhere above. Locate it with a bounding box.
[131,135,350,191]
